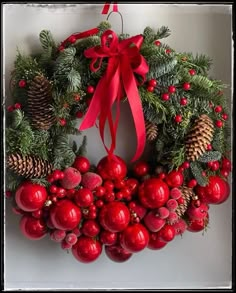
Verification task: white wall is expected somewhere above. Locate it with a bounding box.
[3,4,233,290]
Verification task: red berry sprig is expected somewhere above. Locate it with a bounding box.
[215,120,224,128]
[154,40,161,46]
[189,69,196,76]
[174,115,182,123]
[161,93,170,101]
[168,85,176,94]
[87,85,95,94]
[180,97,188,106]
[18,79,26,88]
[183,82,191,90]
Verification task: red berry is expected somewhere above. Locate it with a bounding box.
[168,85,176,94]
[88,211,97,219]
[167,211,178,224]
[5,190,12,198]
[94,186,106,198]
[147,85,154,92]
[180,97,188,106]
[76,111,84,118]
[166,199,178,211]
[58,45,65,52]
[210,161,220,171]
[114,179,126,189]
[74,188,94,207]
[116,191,124,200]
[104,192,115,202]
[18,79,26,88]
[174,115,182,123]
[49,185,58,194]
[72,227,81,237]
[187,179,197,188]
[220,169,229,178]
[68,35,76,44]
[100,230,117,245]
[125,178,139,195]
[177,197,185,205]
[7,105,14,112]
[52,170,62,181]
[221,157,232,171]
[161,93,170,101]
[51,229,66,242]
[158,172,166,180]
[65,233,78,245]
[209,101,213,108]
[87,85,94,94]
[57,187,67,198]
[148,79,157,87]
[32,209,43,219]
[47,174,54,183]
[95,199,104,208]
[59,118,66,126]
[14,103,22,109]
[207,144,212,151]
[154,40,161,46]
[128,201,136,210]
[165,49,171,54]
[215,120,223,128]
[183,82,191,90]
[182,161,190,169]
[189,69,196,76]
[81,220,100,237]
[61,240,72,250]
[74,94,81,101]
[222,113,228,120]
[73,156,90,173]
[157,207,170,219]
[104,180,115,192]
[215,105,222,113]
[133,161,150,177]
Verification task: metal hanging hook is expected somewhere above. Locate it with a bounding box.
[106,11,124,35]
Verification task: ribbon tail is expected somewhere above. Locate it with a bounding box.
[101,2,111,14]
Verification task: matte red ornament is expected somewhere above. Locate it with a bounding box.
[73,156,90,173]
[105,244,133,262]
[148,232,167,250]
[138,178,170,209]
[165,170,184,188]
[72,236,102,263]
[174,115,182,123]
[97,155,127,180]
[20,215,47,240]
[120,223,149,253]
[99,202,130,232]
[50,199,81,230]
[161,93,170,101]
[15,181,48,212]
[196,176,230,204]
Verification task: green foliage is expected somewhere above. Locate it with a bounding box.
[170,146,185,170]
[76,136,88,157]
[97,21,112,36]
[30,178,50,187]
[190,161,208,186]
[198,151,222,163]
[39,30,56,50]
[143,26,171,43]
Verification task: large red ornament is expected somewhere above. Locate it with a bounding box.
[105,244,133,263]
[138,178,169,209]
[195,176,230,204]
[15,181,48,212]
[50,199,81,230]
[99,202,130,232]
[20,215,47,240]
[187,214,209,232]
[97,155,127,180]
[148,232,167,250]
[72,236,102,263]
[119,223,149,253]
[187,202,209,220]
[165,170,184,188]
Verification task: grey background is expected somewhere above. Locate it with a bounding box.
[3,4,233,290]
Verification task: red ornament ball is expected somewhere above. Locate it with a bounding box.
[214,105,223,113]
[168,85,176,93]
[120,223,149,253]
[147,85,154,92]
[189,69,196,76]
[222,113,228,120]
[196,176,230,204]
[14,103,22,109]
[207,144,212,151]
[161,93,170,101]
[159,224,176,242]
[18,79,26,88]
[148,232,167,250]
[87,85,95,94]
[174,115,182,123]
[20,215,47,240]
[165,170,184,188]
[138,178,170,209]
[133,161,150,177]
[183,82,191,90]
[100,230,117,245]
[72,236,102,263]
[76,111,84,118]
[68,35,76,43]
[81,219,100,237]
[99,201,130,232]
[105,244,132,263]
[73,156,90,173]
[59,118,66,126]
[149,79,157,87]
[180,97,188,106]
[15,181,48,212]
[74,188,94,208]
[165,49,171,54]
[154,40,161,46]
[50,199,81,230]
[187,215,209,232]
[97,155,127,180]
[215,120,224,128]
[221,157,232,171]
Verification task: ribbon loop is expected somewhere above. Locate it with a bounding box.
[101,2,118,14]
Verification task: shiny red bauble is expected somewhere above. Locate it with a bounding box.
[73,156,90,173]
[133,161,150,177]
[15,181,48,212]
[74,188,94,207]
[165,170,184,188]
[72,236,102,263]
[221,157,232,172]
[138,178,169,209]
[187,214,209,232]
[144,211,166,232]
[100,230,117,245]
[196,176,230,204]
[50,199,81,230]
[148,232,167,250]
[120,223,149,253]
[159,224,176,242]
[20,215,47,240]
[187,202,209,220]
[97,155,127,180]
[105,244,133,263]
[99,202,130,232]
[81,219,100,237]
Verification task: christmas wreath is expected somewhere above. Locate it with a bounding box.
[5,19,232,264]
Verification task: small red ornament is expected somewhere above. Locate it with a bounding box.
[76,111,84,118]
[20,215,47,240]
[73,156,90,173]
[32,209,43,219]
[144,211,166,232]
[105,244,133,262]
[125,178,139,195]
[133,161,150,177]
[159,224,175,242]
[73,94,81,101]
[148,232,167,250]
[138,178,169,209]
[74,188,94,207]
[187,179,197,188]
[100,230,117,245]
[222,113,228,120]
[187,202,209,220]
[207,144,212,151]
[60,167,81,189]
[72,236,102,263]
[129,200,147,219]
[87,85,95,94]
[189,69,196,76]
[97,155,127,181]
[182,161,190,169]
[174,115,182,123]
[15,181,48,212]
[65,233,78,245]
[180,97,188,106]
[168,85,176,94]
[99,201,130,232]
[154,40,161,46]
[220,169,229,178]
[221,157,232,172]
[147,85,154,92]
[50,199,81,230]
[81,172,103,190]
[120,223,149,253]
[59,118,66,126]
[208,161,220,171]
[165,49,171,54]
[215,120,224,128]
[81,219,100,237]
[161,93,170,101]
[183,82,191,90]
[18,79,26,88]
[68,35,76,43]
[7,105,14,112]
[187,215,209,232]
[94,186,106,197]
[196,176,230,204]
[214,105,222,113]
[165,170,184,188]
[14,103,22,109]
[149,79,157,87]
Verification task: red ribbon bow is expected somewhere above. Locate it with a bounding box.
[101,2,118,14]
[79,30,149,162]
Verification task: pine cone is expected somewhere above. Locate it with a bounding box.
[27,75,55,130]
[185,114,214,161]
[145,120,158,141]
[7,153,53,178]
[176,186,195,217]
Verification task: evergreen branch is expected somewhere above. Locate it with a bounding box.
[76,136,87,156]
[190,161,208,186]
[30,178,50,187]
[97,21,112,36]
[67,68,81,92]
[155,26,171,39]
[39,30,56,50]
[170,145,185,170]
[198,151,222,163]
